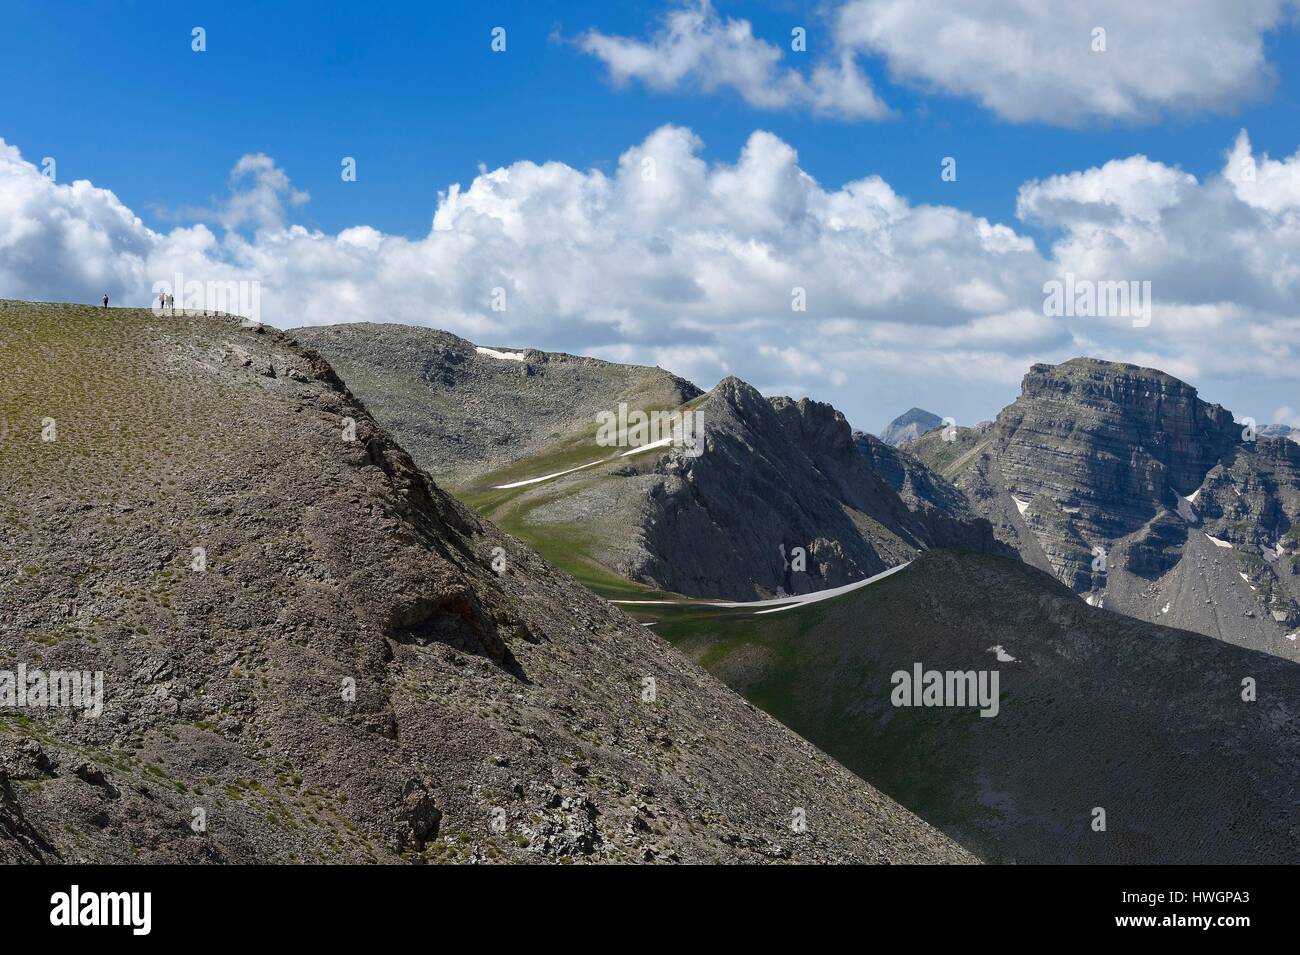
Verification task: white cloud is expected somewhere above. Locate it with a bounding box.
[1017,156,1198,228]
[576,1,1295,126]
[0,125,1298,431]
[835,0,1293,125]
[221,153,310,230]
[578,0,889,119]
[0,140,155,301]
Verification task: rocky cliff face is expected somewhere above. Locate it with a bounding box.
[0,301,971,864]
[911,358,1299,657]
[855,431,1015,557]
[625,380,1009,600]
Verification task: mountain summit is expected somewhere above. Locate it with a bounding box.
[911,357,1299,656]
[880,408,945,446]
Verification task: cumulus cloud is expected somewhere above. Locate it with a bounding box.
[578,1,1295,126]
[1272,405,1300,426]
[0,140,155,302]
[221,154,310,230]
[0,125,1298,431]
[840,0,1294,124]
[578,0,889,119]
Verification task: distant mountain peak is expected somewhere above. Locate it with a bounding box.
[1262,423,1300,442]
[908,355,1300,657]
[880,408,944,446]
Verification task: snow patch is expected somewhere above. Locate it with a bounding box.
[475,346,527,362]
[493,457,607,489]
[1205,534,1234,549]
[493,435,681,490]
[1186,488,1202,504]
[1011,494,1032,516]
[987,645,1017,662]
[1160,602,1170,614]
[615,562,914,615]
[619,435,674,456]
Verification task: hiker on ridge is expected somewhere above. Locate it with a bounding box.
[102,292,109,308]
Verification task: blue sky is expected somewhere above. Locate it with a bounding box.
[2,1,1299,432]
[9,1,1300,236]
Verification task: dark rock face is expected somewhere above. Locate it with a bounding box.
[997,359,1239,541]
[629,380,1009,600]
[1124,511,1189,579]
[911,357,1299,656]
[0,301,971,865]
[855,432,1016,558]
[879,407,944,446]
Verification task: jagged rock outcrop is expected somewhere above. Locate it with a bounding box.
[855,432,1016,558]
[624,380,1009,600]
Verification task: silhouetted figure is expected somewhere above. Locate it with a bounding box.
[102,292,109,308]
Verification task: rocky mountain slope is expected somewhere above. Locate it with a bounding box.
[648,550,1300,864]
[0,301,972,864]
[879,407,944,446]
[291,323,700,488]
[909,358,1300,659]
[302,325,1007,602]
[575,380,1009,600]
[1262,423,1300,442]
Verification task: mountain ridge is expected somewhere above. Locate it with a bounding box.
[299,326,1010,601]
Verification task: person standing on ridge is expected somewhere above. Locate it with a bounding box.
[102,292,109,308]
